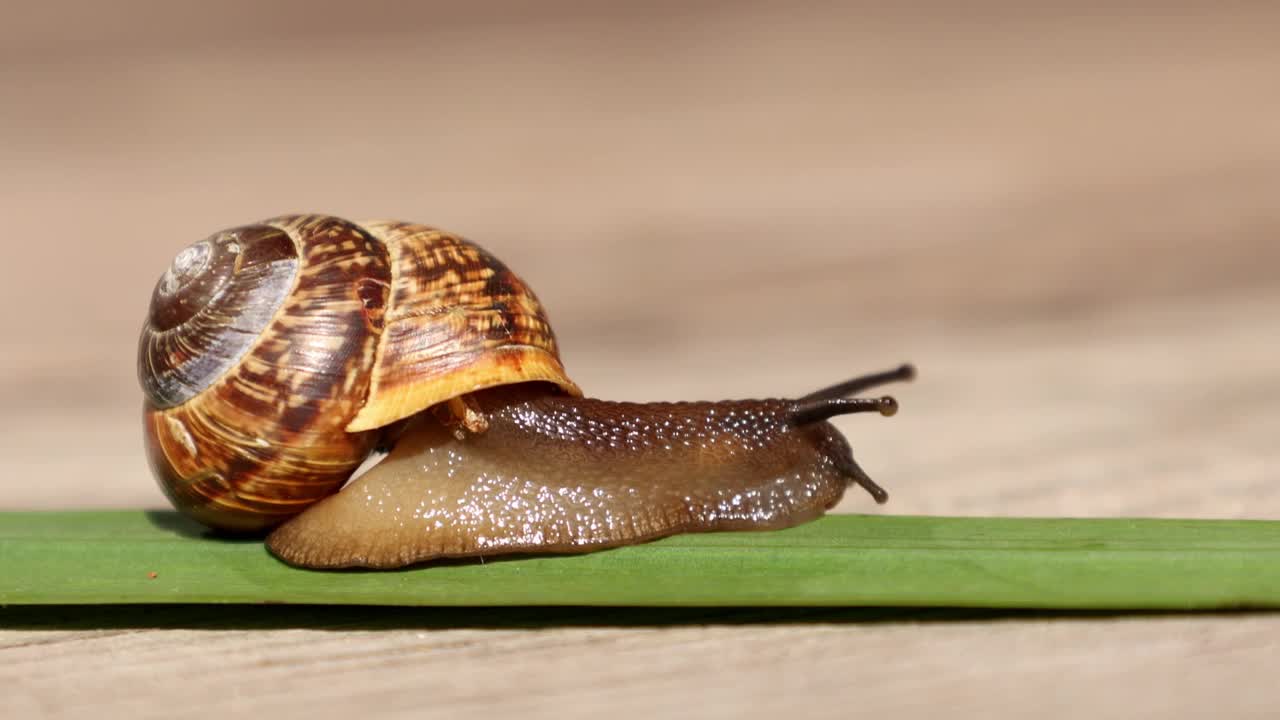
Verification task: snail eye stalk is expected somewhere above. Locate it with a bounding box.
[801,364,916,402]
[788,396,898,426]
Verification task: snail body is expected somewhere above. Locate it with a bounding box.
[139,214,911,569]
[268,385,901,568]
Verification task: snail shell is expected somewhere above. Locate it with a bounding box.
[138,214,579,532]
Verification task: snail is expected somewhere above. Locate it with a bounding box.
[139,214,914,569]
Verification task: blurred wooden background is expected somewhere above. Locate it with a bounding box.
[2,1,1278,718]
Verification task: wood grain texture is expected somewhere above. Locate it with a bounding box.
[1,1,1278,718]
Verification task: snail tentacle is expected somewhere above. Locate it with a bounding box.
[800,363,916,402]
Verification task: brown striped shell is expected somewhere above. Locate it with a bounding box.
[138,214,580,532]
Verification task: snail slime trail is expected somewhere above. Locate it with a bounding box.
[139,214,913,569]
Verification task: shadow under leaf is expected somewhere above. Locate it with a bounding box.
[0,605,1268,632]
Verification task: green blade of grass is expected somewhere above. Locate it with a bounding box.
[2,510,1279,609]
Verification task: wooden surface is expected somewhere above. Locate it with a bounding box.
[2,2,1279,717]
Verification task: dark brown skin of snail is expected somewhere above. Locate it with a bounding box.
[266,365,914,569]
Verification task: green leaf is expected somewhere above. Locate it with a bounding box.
[2,511,1278,609]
